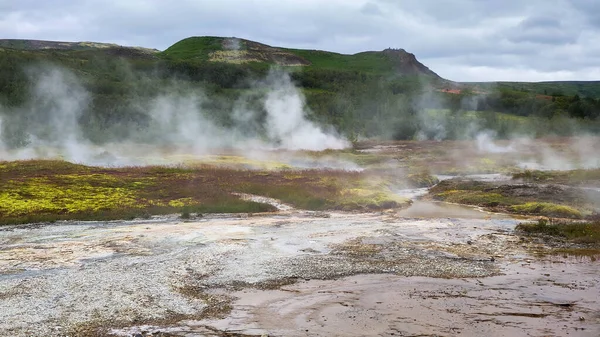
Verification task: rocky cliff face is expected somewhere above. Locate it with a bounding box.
[209,38,311,66]
[381,48,442,79]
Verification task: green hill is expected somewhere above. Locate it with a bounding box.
[0,36,599,143]
[2,36,598,98]
[161,36,441,78]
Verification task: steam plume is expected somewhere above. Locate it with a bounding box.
[0,66,349,166]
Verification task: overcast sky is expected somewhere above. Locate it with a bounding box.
[1,0,599,82]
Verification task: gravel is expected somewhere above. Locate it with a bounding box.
[0,209,520,336]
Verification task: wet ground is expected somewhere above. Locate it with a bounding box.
[1,190,598,336]
[198,263,598,337]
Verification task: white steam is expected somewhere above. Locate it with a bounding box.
[476,131,514,153]
[474,132,600,171]
[264,73,349,151]
[0,66,350,166]
[0,68,97,162]
[224,38,242,51]
[409,85,600,171]
[143,93,234,152]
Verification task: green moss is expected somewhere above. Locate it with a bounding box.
[435,190,510,207]
[517,219,600,244]
[429,178,590,217]
[513,168,600,185]
[182,200,276,214]
[546,248,600,258]
[302,149,393,167]
[406,171,440,188]
[510,202,582,218]
[513,170,555,182]
[190,155,292,170]
[335,189,409,211]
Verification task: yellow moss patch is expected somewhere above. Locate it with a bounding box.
[436,190,508,206]
[510,202,582,218]
[56,173,120,184]
[184,155,292,170]
[0,177,140,217]
[437,190,460,196]
[337,188,409,210]
[479,158,496,166]
[1,160,415,224]
[168,198,195,208]
[209,50,264,64]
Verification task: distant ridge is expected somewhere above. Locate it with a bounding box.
[0,39,159,54]
[161,36,443,78]
[0,36,442,79]
[2,36,598,98]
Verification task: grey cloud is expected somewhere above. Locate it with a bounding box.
[520,16,562,29]
[374,0,531,25]
[361,2,383,16]
[0,0,599,81]
[570,0,600,27]
[502,16,580,45]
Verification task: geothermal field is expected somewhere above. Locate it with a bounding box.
[1,134,599,336]
[0,58,599,337]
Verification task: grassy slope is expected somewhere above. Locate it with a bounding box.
[0,40,30,50]
[162,37,435,77]
[160,37,600,96]
[0,39,158,54]
[161,37,391,71]
[2,36,600,97]
[161,36,224,60]
[159,37,600,95]
[284,49,395,74]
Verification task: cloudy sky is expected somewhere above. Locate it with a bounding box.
[1,0,599,82]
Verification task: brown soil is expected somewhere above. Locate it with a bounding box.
[199,262,599,337]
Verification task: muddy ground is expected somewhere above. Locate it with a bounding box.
[1,195,598,336]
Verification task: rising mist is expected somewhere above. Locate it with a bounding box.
[0,65,349,166]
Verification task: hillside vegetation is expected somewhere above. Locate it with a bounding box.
[1,36,600,147]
